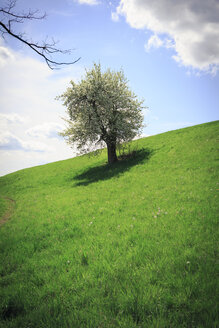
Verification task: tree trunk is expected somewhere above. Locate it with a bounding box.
[107,142,118,164]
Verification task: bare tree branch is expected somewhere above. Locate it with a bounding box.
[0,0,80,69]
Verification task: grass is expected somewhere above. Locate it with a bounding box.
[0,198,7,219]
[0,121,218,328]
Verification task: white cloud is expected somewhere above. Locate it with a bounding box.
[0,43,83,176]
[0,113,26,124]
[133,133,150,140]
[111,11,120,22]
[0,132,50,152]
[26,122,64,139]
[0,46,14,67]
[76,0,100,5]
[145,34,163,52]
[145,34,175,52]
[113,0,219,74]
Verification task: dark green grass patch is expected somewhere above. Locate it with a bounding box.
[0,121,218,327]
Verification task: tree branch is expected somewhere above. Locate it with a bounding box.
[0,8,46,21]
[0,0,81,69]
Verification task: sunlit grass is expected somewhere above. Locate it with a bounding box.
[0,121,218,327]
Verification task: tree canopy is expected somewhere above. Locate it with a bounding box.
[58,63,145,164]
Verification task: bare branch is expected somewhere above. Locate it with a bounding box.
[0,8,46,21]
[0,0,80,69]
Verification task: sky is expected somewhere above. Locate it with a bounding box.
[0,0,218,176]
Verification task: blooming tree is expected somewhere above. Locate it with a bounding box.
[58,63,145,164]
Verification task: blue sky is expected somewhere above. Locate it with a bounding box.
[0,0,218,175]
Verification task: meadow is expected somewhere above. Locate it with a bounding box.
[0,121,218,327]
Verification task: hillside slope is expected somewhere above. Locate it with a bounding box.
[0,121,218,328]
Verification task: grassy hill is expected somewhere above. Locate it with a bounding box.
[0,121,218,328]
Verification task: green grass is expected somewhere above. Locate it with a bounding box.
[0,121,218,328]
[0,198,7,219]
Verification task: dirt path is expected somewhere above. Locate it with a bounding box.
[0,197,16,227]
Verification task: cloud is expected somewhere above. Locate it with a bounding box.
[0,133,50,152]
[144,34,175,52]
[0,113,26,124]
[133,133,150,140]
[0,43,82,175]
[113,0,219,74]
[145,34,163,52]
[0,46,14,67]
[26,123,64,139]
[76,0,100,5]
[111,11,120,22]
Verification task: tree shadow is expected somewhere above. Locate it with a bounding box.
[73,148,154,186]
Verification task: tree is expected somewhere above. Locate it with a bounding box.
[0,0,80,69]
[58,63,145,164]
